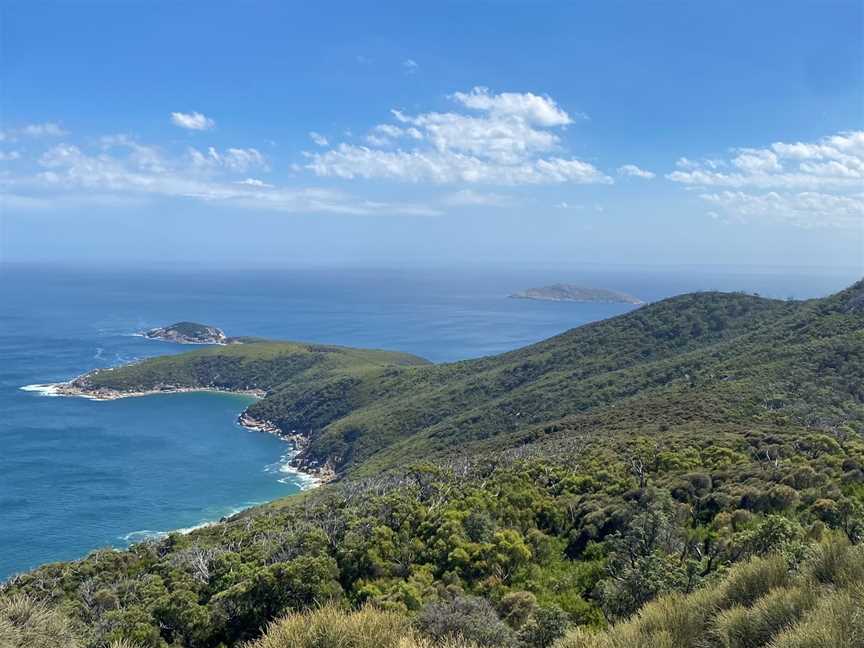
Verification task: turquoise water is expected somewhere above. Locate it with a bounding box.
[0,264,857,579]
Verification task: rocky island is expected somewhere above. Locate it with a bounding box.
[143,321,229,344]
[510,283,644,304]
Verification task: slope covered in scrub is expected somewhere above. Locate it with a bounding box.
[3,282,862,648]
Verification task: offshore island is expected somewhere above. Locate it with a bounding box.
[143,321,232,344]
[510,283,644,304]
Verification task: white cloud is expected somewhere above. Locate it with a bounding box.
[0,150,21,161]
[3,138,437,216]
[701,190,864,229]
[170,111,215,131]
[675,157,724,170]
[309,131,329,147]
[617,164,655,179]
[1,122,68,140]
[235,178,273,188]
[450,86,575,126]
[668,130,864,229]
[188,146,269,172]
[307,88,610,186]
[402,59,419,74]
[22,122,67,137]
[308,144,609,185]
[365,123,424,146]
[443,189,511,206]
[667,130,864,190]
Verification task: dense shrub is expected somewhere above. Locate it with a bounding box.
[417,596,517,647]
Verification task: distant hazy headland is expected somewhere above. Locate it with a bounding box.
[510,283,644,304]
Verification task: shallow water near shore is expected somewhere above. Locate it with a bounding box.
[0,263,855,580]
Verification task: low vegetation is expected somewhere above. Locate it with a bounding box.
[2,281,862,647]
[557,538,864,648]
[74,341,429,395]
[243,604,478,648]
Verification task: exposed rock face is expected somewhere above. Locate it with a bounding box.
[510,284,644,305]
[143,322,227,344]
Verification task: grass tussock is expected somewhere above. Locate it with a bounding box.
[712,586,816,648]
[554,538,864,648]
[767,585,864,648]
[243,603,478,648]
[0,594,80,648]
[716,554,792,609]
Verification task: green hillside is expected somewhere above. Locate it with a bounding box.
[3,282,863,648]
[72,341,430,395]
[72,283,863,480]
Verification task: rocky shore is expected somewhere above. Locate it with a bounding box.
[27,378,335,485]
[42,379,266,401]
[238,411,336,484]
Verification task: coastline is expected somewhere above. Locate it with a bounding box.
[21,381,266,401]
[21,379,334,485]
[238,411,336,484]
[133,332,228,346]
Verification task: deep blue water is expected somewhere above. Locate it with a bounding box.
[0,264,858,579]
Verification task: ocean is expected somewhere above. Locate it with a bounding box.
[0,263,857,580]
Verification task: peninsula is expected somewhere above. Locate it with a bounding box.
[510,283,644,304]
[143,321,229,344]
[39,339,431,481]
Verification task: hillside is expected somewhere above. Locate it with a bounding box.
[63,283,864,480]
[4,282,862,648]
[65,341,429,397]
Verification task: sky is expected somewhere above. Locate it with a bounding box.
[1,1,862,270]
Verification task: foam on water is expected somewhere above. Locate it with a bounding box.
[119,504,264,544]
[266,450,321,489]
[19,383,61,396]
[19,383,108,401]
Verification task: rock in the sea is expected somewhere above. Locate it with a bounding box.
[143,321,227,344]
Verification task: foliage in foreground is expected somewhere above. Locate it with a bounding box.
[243,603,478,648]
[556,538,864,648]
[3,421,863,648]
[0,593,80,648]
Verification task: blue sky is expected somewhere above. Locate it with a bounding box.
[1,1,862,269]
